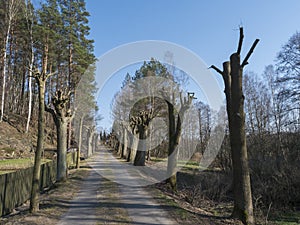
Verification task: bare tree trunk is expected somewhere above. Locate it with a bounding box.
[26,37,34,132]
[165,93,194,191]
[132,110,154,166]
[46,90,73,182]
[25,0,34,133]
[129,133,138,163]
[0,22,11,122]
[117,131,123,157]
[230,53,254,224]
[166,102,177,190]
[210,27,258,225]
[122,127,128,159]
[87,127,94,158]
[30,31,51,211]
[76,115,84,169]
[134,128,146,166]
[56,118,68,181]
[30,79,45,213]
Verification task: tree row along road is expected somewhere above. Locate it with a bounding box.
[58,145,177,225]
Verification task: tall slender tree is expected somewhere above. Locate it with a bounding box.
[30,68,55,212]
[25,0,35,132]
[0,0,21,121]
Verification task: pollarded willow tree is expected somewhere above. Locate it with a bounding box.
[163,91,196,191]
[130,110,155,166]
[74,64,98,168]
[210,27,259,225]
[46,90,73,182]
[29,0,95,184]
[111,59,170,163]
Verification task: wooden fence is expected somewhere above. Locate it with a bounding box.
[0,152,77,217]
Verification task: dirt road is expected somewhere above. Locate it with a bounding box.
[58,145,177,225]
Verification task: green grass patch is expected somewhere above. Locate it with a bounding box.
[150,157,207,170]
[150,157,166,163]
[0,158,50,171]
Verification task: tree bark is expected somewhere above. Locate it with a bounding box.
[30,79,45,213]
[122,127,128,159]
[128,132,138,162]
[76,115,84,169]
[117,131,123,157]
[87,127,94,158]
[210,28,257,224]
[0,22,11,122]
[26,43,34,132]
[230,53,254,224]
[25,1,34,132]
[30,33,51,212]
[134,128,147,166]
[165,93,194,191]
[46,90,72,182]
[166,102,177,190]
[56,118,68,182]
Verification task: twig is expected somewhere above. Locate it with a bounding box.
[265,202,272,225]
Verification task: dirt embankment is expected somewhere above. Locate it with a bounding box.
[0,117,56,160]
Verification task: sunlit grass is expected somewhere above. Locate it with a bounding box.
[150,157,206,170]
[0,158,51,174]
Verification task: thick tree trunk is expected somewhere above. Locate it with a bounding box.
[117,131,123,157]
[56,119,68,182]
[230,53,254,225]
[167,111,182,191]
[166,102,176,190]
[166,141,178,191]
[210,28,257,225]
[134,129,146,166]
[76,116,83,169]
[87,128,94,158]
[122,128,128,159]
[46,90,72,182]
[30,35,50,212]
[30,80,45,213]
[127,132,133,161]
[129,133,138,163]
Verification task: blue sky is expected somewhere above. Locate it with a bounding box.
[85,0,300,130]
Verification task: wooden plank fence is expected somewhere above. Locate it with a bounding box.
[0,152,77,217]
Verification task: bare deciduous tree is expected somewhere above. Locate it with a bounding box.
[210,27,259,225]
[30,68,55,213]
[0,0,21,121]
[162,91,195,191]
[46,90,73,182]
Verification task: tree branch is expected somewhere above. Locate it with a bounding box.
[45,70,57,79]
[241,39,260,67]
[209,65,223,75]
[237,27,244,55]
[45,104,55,116]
